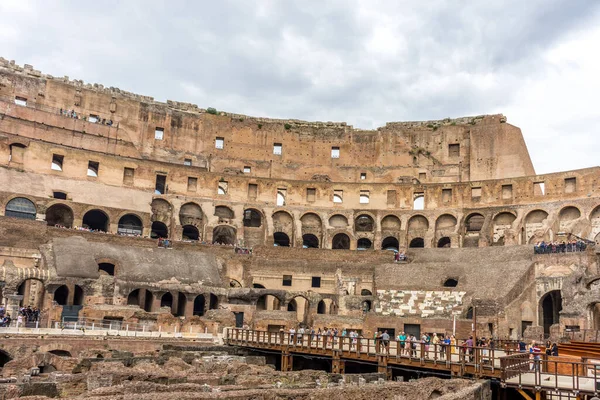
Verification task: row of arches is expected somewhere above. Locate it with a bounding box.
[126,289,218,316]
[5,197,600,248]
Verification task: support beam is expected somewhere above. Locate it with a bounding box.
[281,351,293,372]
[332,353,345,374]
[516,389,533,400]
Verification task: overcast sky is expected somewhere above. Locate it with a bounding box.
[1,0,598,175]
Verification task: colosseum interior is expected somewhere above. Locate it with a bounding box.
[0,57,598,397]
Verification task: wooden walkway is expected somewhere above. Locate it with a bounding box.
[225,329,600,398]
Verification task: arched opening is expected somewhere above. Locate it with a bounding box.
[273,232,290,247]
[160,292,173,310]
[287,300,297,312]
[354,215,374,232]
[466,307,474,319]
[302,234,319,248]
[45,204,73,228]
[82,209,109,232]
[117,214,143,236]
[17,279,45,308]
[357,238,372,250]
[256,294,281,311]
[408,215,429,236]
[243,209,262,227]
[559,206,581,231]
[413,194,424,210]
[381,236,399,251]
[332,233,350,249]
[53,285,69,306]
[176,292,187,317]
[144,291,154,312]
[436,214,457,233]
[39,364,57,374]
[540,290,562,337]
[182,225,199,241]
[98,263,115,276]
[493,212,517,245]
[193,295,205,316]
[48,350,72,358]
[209,293,219,310]
[465,213,485,232]
[328,214,348,228]
[590,206,600,242]
[127,289,140,306]
[524,210,549,244]
[437,237,451,248]
[276,191,286,206]
[179,202,203,227]
[443,278,458,287]
[150,221,168,239]
[0,350,12,367]
[212,225,236,245]
[361,289,372,296]
[214,206,234,221]
[287,296,309,323]
[252,283,265,289]
[381,215,401,231]
[5,197,36,220]
[317,300,326,314]
[409,238,424,248]
[73,285,84,306]
[230,279,242,288]
[362,300,372,312]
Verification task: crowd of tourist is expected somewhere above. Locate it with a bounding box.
[394,252,407,262]
[59,108,114,126]
[0,305,40,327]
[534,240,588,254]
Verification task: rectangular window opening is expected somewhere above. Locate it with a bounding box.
[88,114,99,123]
[282,275,292,287]
[449,143,460,157]
[565,177,576,193]
[387,190,396,207]
[123,167,135,185]
[273,143,282,155]
[418,172,426,182]
[14,96,27,107]
[53,191,67,200]
[243,166,251,174]
[360,190,370,204]
[155,127,164,140]
[248,183,258,200]
[533,181,545,196]
[442,188,452,203]
[360,172,366,180]
[184,158,192,166]
[311,277,321,288]
[471,187,482,199]
[306,188,316,203]
[51,154,64,171]
[413,192,424,210]
[502,184,513,200]
[215,137,224,149]
[187,177,197,192]
[331,146,340,158]
[87,161,99,177]
[155,174,167,195]
[218,180,228,195]
[277,188,287,206]
[333,190,343,204]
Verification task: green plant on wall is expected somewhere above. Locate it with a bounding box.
[207,107,218,115]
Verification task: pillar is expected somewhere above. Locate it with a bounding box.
[66,283,75,306]
[171,292,179,316]
[184,295,195,318]
[281,351,293,372]
[332,354,345,374]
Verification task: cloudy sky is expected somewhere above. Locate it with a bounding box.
[1,0,598,174]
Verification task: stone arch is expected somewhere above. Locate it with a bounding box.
[182,225,199,241]
[0,350,13,367]
[150,198,172,224]
[493,211,517,245]
[127,289,142,306]
[193,294,205,316]
[329,214,348,228]
[287,295,310,323]
[361,289,373,296]
[332,233,350,249]
[179,202,203,227]
[437,237,451,248]
[559,206,581,232]
[151,221,168,239]
[256,294,282,311]
[243,208,262,227]
[539,290,562,337]
[590,206,600,242]
[409,237,425,248]
[381,236,399,251]
[302,234,319,248]
[17,278,45,308]
[435,214,457,232]
[408,215,429,233]
[273,232,290,247]
[53,285,69,306]
[214,205,234,221]
[524,209,550,244]
[98,262,115,276]
[381,215,401,231]
[213,225,237,245]
[45,203,74,228]
[354,214,375,232]
[463,213,485,248]
[82,209,109,232]
[357,238,372,250]
[209,293,219,310]
[117,214,143,236]
[48,349,72,358]
[317,300,327,314]
[160,292,173,310]
[272,211,294,245]
[301,212,322,247]
[5,197,36,220]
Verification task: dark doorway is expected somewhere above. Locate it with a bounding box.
[409,238,424,248]
[357,238,372,250]
[212,225,236,245]
[176,292,187,317]
[437,237,451,248]
[193,295,205,316]
[46,204,74,228]
[540,290,562,337]
[302,234,319,248]
[73,285,84,306]
[98,263,115,276]
[234,312,244,328]
[127,289,140,306]
[381,236,399,251]
[54,285,69,306]
[209,293,218,310]
[0,350,12,367]
[332,233,350,249]
[273,232,290,247]
[117,214,143,236]
[182,225,199,241]
[82,209,109,232]
[317,300,326,314]
[243,209,262,227]
[160,292,173,310]
[151,221,168,239]
[144,291,154,312]
[404,324,421,338]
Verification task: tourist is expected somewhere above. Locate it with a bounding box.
[381,330,390,354]
[297,326,304,345]
[550,342,559,356]
[450,335,458,355]
[398,331,406,356]
[545,340,552,356]
[289,327,295,344]
[529,341,541,371]
[432,333,440,359]
[465,336,474,362]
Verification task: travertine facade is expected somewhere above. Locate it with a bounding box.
[0,58,598,347]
